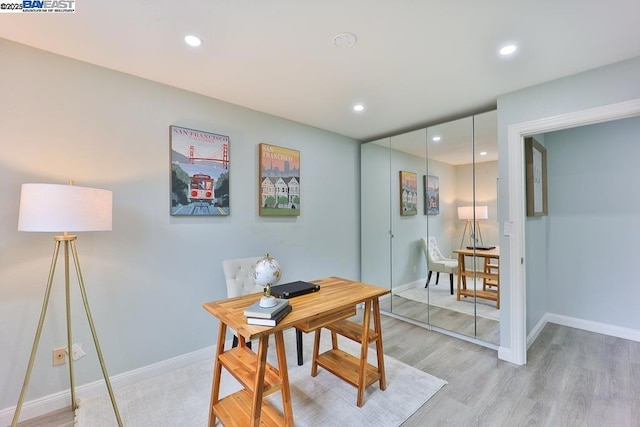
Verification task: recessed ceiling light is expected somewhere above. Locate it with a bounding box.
[353,104,365,112]
[480,151,488,156]
[432,136,441,142]
[184,35,202,47]
[499,44,517,56]
[334,32,358,48]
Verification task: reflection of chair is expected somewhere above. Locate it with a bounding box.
[222,257,304,365]
[421,237,457,295]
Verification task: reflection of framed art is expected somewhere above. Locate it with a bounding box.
[525,137,548,216]
[259,143,300,216]
[399,170,417,216]
[424,174,439,215]
[170,125,230,216]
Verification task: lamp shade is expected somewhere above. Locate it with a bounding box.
[18,183,112,232]
[457,205,488,220]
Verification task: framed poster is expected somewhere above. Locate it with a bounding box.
[525,137,548,216]
[399,170,417,216]
[170,125,230,216]
[424,174,439,215]
[259,143,300,216]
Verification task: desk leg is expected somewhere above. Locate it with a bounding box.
[249,335,269,427]
[274,330,294,426]
[456,253,464,302]
[482,257,489,291]
[296,328,303,366]
[372,298,386,391]
[357,300,372,407]
[311,329,321,377]
[208,322,227,427]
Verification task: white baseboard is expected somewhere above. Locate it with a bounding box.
[527,314,549,349]
[391,279,424,294]
[545,313,640,342]
[503,312,640,365]
[497,346,515,364]
[526,312,640,352]
[0,342,222,425]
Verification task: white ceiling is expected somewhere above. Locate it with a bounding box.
[2,1,640,142]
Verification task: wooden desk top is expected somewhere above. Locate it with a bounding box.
[203,276,390,341]
[453,246,500,258]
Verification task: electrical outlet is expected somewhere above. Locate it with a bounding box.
[71,343,86,361]
[53,347,66,366]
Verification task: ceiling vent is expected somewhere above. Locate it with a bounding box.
[333,32,357,48]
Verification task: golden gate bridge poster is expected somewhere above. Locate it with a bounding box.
[170,125,230,216]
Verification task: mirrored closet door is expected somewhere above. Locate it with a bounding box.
[360,110,499,345]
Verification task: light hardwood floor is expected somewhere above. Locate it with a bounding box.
[380,294,501,345]
[17,316,639,426]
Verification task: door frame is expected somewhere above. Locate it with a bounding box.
[502,98,640,365]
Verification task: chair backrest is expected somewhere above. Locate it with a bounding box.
[421,236,446,263]
[222,257,261,298]
[420,238,432,263]
[428,236,446,261]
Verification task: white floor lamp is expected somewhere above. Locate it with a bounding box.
[12,183,122,426]
[457,205,488,248]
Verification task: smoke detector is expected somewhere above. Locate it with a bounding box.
[333,32,357,48]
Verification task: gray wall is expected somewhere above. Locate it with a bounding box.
[454,160,499,249]
[360,142,428,289]
[0,39,361,409]
[497,55,640,348]
[391,149,427,287]
[361,141,392,288]
[426,159,457,257]
[544,118,640,327]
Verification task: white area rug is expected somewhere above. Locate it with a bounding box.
[75,329,446,426]
[395,281,500,321]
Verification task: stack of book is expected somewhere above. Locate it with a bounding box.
[243,298,292,326]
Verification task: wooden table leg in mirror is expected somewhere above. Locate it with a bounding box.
[456,252,466,302]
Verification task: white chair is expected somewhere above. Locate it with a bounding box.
[222,257,304,365]
[421,237,457,295]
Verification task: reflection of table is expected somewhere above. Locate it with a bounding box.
[202,277,390,426]
[452,247,500,309]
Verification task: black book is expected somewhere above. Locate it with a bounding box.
[246,304,292,326]
[268,281,320,299]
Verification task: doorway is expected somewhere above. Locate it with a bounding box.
[503,98,640,365]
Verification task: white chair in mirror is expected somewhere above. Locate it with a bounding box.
[421,237,457,295]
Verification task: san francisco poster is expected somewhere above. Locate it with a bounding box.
[259,143,300,216]
[170,125,230,216]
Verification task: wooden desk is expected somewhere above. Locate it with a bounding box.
[202,276,390,427]
[453,247,500,309]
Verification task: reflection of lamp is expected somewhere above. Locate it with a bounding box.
[458,205,488,248]
[12,183,122,426]
[252,253,281,307]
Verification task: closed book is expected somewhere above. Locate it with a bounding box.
[243,298,289,319]
[246,304,292,326]
[268,281,321,299]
